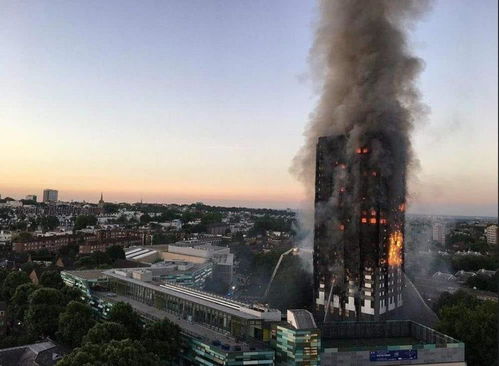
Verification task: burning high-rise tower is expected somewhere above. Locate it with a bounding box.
[313,134,406,321]
[291,0,429,321]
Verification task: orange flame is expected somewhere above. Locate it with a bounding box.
[388,230,403,267]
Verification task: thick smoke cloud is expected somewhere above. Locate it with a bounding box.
[291,0,432,291]
[292,0,430,195]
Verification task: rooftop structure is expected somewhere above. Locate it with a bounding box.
[0,340,68,366]
[320,321,465,366]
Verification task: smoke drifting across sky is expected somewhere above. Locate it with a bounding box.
[293,0,431,197]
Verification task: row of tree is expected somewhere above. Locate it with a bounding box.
[435,290,498,366]
[0,268,181,365]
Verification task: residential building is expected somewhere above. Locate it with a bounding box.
[432,222,447,245]
[485,224,497,246]
[13,229,142,253]
[314,135,406,321]
[42,189,58,203]
[207,223,229,235]
[25,195,37,202]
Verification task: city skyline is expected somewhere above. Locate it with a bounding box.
[1,0,497,216]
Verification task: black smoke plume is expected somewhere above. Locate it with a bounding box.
[292,0,431,239]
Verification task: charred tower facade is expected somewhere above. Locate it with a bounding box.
[313,135,406,321]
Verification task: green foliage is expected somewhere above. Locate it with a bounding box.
[0,268,10,294]
[437,296,498,366]
[83,321,129,345]
[25,287,65,337]
[434,290,479,314]
[20,262,40,274]
[140,213,152,224]
[108,302,143,338]
[103,202,119,214]
[39,270,65,289]
[157,210,180,222]
[39,216,59,232]
[9,283,39,323]
[152,232,178,245]
[451,254,498,271]
[58,301,96,347]
[249,215,292,236]
[74,215,98,231]
[141,318,181,361]
[75,251,113,269]
[106,245,126,262]
[57,339,160,366]
[201,212,223,225]
[1,271,31,300]
[466,273,498,292]
[116,215,128,224]
[11,221,28,231]
[11,231,33,242]
[61,285,84,304]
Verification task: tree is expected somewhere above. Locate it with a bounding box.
[58,301,96,347]
[141,318,181,361]
[83,322,129,345]
[466,273,498,292]
[108,302,143,338]
[433,290,479,314]
[20,262,40,275]
[57,339,159,366]
[2,271,30,300]
[437,300,497,366]
[11,231,33,242]
[40,216,59,232]
[61,285,84,304]
[9,283,39,323]
[140,214,152,224]
[74,215,97,231]
[0,268,9,297]
[106,245,126,262]
[435,291,498,366]
[39,270,64,289]
[25,287,65,337]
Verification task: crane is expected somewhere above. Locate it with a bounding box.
[263,247,299,300]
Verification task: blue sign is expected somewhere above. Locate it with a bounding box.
[370,350,417,361]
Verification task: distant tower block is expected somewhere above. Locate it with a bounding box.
[313,135,406,321]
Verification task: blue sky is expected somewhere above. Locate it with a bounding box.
[0,0,497,216]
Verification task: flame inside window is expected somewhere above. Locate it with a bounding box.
[362,148,369,153]
[361,218,367,223]
[370,218,377,224]
[356,148,362,154]
[388,231,403,267]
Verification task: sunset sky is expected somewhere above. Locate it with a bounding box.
[0,0,497,216]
